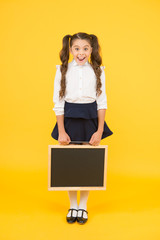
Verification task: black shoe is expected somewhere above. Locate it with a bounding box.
[77,209,88,224]
[66,208,78,223]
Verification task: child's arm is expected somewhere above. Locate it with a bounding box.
[97,109,106,133]
[52,65,65,116]
[56,114,65,134]
[96,66,108,111]
[56,114,71,145]
[89,67,107,146]
[52,65,71,144]
[89,109,106,145]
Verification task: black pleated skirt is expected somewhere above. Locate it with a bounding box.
[51,100,113,143]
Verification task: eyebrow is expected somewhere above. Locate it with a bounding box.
[73,45,89,47]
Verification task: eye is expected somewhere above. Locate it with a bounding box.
[84,48,88,51]
[75,48,79,51]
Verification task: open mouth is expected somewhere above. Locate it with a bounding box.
[77,57,86,62]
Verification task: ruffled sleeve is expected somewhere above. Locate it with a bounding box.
[96,66,107,110]
[52,65,65,115]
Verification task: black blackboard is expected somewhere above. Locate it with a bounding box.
[48,145,108,191]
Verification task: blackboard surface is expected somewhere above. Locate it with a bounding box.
[51,148,104,187]
[48,145,108,191]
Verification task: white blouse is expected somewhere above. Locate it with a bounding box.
[52,58,107,115]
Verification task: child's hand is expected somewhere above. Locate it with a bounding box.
[89,130,103,146]
[58,131,71,145]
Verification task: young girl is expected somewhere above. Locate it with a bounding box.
[51,32,113,224]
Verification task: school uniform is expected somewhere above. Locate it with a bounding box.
[51,59,113,143]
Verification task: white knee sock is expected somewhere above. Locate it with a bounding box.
[67,191,78,217]
[78,191,89,218]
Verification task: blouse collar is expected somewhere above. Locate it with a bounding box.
[71,58,90,67]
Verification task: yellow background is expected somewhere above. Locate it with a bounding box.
[0,0,160,239]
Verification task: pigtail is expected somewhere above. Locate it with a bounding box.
[90,34,103,97]
[59,34,72,99]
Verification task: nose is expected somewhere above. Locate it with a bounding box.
[79,50,84,55]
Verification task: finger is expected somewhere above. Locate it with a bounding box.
[89,136,94,144]
[60,141,67,145]
[66,135,71,143]
[91,142,95,146]
[68,137,71,143]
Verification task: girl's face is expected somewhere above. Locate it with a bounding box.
[69,39,92,66]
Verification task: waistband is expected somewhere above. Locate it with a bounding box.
[64,100,98,119]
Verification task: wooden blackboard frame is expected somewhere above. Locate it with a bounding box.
[48,144,108,191]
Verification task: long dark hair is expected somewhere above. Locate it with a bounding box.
[58,32,103,99]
